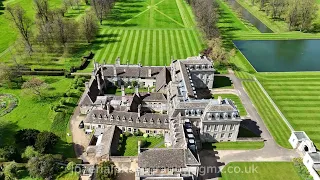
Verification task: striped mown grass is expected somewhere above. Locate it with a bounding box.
[88,0,204,69]
[243,81,292,148]
[256,72,320,148]
[93,29,203,66]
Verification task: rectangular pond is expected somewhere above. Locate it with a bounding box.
[234,40,320,72]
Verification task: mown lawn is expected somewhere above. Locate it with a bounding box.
[256,72,320,148]
[243,81,291,148]
[0,76,77,157]
[220,162,302,180]
[80,0,204,72]
[119,136,165,156]
[212,94,247,116]
[203,141,264,150]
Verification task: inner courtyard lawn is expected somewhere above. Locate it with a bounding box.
[220,162,302,180]
[119,136,165,156]
[0,76,76,157]
[256,72,320,148]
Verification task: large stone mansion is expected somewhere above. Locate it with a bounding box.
[79,56,242,179]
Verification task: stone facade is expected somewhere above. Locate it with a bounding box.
[78,56,242,180]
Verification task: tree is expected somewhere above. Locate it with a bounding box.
[22,146,40,159]
[22,78,49,98]
[33,0,50,23]
[91,0,109,25]
[27,154,56,179]
[96,161,117,180]
[299,0,318,31]
[3,162,18,180]
[52,14,79,47]
[0,64,16,87]
[6,5,33,53]
[208,38,229,63]
[80,12,99,43]
[0,146,18,162]
[34,131,59,153]
[15,129,40,147]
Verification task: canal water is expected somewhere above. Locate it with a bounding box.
[234,40,320,72]
[226,0,273,33]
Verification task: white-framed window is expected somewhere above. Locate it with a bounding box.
[214,125,219,131]
[203,125,207,132]
[230,124,235,130]
[207,125,211,131]
[228,133,232,138]
[128,128,131,132]
[146,130,150,133]
[222,125,227,131]
[154,130,157,134]
[221,133,225,138]
[176,168,181,172]
[213,133,217,138]
[168,168,172,172]
[212,125,216,132]
[160,168,165,172]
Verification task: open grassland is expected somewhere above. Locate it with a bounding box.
[0,76,76,157]
[256,72,320,148]
[213,94,247,116]
[81,0,204,71]
[243,81,291,148]
[220,162,302,180]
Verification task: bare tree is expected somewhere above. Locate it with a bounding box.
[6,5,33,53]
[33,0,50,22]
[300,0,318,31]
[80,12,99,43]
[53,14,79,47]
[22,78,49,98]
[91,0,109,25]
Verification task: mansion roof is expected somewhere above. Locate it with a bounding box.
[84,109,169,129]
[102,65,170,78]
[138,148,200,168]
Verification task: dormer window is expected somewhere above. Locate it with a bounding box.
[150,118,154,124]
[110,115,114,120]
[143,118,148,123]
[92,114,96,118]
[157,118,161,124]
[99,114,102,119]
[164,119,169,124]
[116,115,120,121]
[136,117,140,123]
[122,116,126,121]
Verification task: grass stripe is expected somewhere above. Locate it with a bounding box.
[101,29,120,62]
[174,30,184,58]
[180,30,192,57]
[123,30,135,62]
[130,30,141,63]
[114,30,130,62]
[108,29,124,63]
[164,29,171,62]
[145,30,151,65]
[186,29,197,55]
[151,30,157,65]
[159,30,164,65]
[169,30,179,59]
[137,30,146,62]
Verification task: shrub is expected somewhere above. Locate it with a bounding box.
[124,132,132,137]
[133,130,143,136]
[35,131,60,154]
[66,161,76,171]
[143,133,149,138]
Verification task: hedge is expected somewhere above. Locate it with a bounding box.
[33,68,65,71]
[20,71,65,76]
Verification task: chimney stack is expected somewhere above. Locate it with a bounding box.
[106,102,110,115]
[96,75,102,92]
[148,68,152,77]
[147,85,150,94]
[135,86,139,97]
[116,57,120,66]
[218,96,222,104]
[121,85,125,102]
[138,140,141,154]
[113,65,117,77]
[138,104,141,117]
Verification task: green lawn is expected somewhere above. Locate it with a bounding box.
[119,135,165,156]
[203,141,264,150]
[81,0,204,72]
[256,72,320,148]
[212,94,247,116]
[0,76,77,157]
[243,81,291,148]
[220,162,302,180]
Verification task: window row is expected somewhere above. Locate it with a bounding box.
[203,124,236,132]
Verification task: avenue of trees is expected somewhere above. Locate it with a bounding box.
[6,0,100,55]
[252,0,318,31]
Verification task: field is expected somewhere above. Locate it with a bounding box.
[220,162,302,180]
[243,81,291,148]
[256,72,320,148]
[82,0,204,72]
[0,76,77,157]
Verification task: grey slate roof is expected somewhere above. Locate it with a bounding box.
[95,126,115,158]
[84,109,169,129]
[156,67,172,92]
[185,149,200,165]
[309,152,320,163]
[140,93,167,102]
[143,178,183,180]
[180,56,213,65]
[102,66,168,78]
[178,61,195,97]
[138,148,186,168]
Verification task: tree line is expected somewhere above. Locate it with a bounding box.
[252,0,318,31]
[5,0,116,56]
